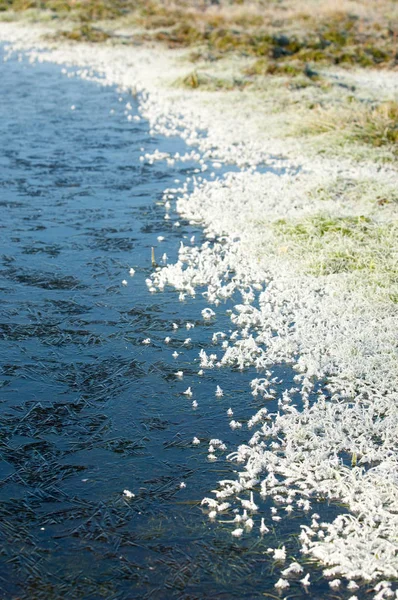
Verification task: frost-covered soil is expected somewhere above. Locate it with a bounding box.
[1,21,398,599]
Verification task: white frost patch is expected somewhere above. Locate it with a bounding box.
[273,546,287,562]
[282,562,303,577]
[231,528,243,538]
[274,578,289,590]
[123,489,135,499]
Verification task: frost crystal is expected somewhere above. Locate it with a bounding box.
[273,546,286,562]
[274,578,289,590]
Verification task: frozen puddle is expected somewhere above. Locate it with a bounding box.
[0,43,395,600]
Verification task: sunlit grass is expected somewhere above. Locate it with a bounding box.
[176,69,248,91]
[273,214,398,302]
[297,100,398,159]
[2,0,398,71]
[57,23,110,41]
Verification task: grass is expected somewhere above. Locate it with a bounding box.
[273,214,398,302]
[57,23,110,42]
[244,58,307,77]
[177,69,248,91]
[143,7,398,77]
[0,0,125,18]
[297,100,398,159]
[310,177,398,208]
[351,101,398,148]
[2,1,398,69]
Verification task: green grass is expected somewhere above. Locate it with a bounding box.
[147,8,398,72]
[177,69,247,91]
[310,177,398,207]
[56,23,110,42]
[273,215,398,302]
[1,0,126,17]
[276,215,372,240]
[244,58,304,77]
[351,101,398,148]
[297,100,398,159]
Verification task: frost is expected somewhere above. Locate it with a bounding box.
[123,489,135,499]
[274,578,289,589]
[273,546,286,562]
[259,518,269,535]
[282,562,303,577]
[231,528,243,538]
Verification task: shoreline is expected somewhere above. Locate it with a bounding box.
[1,19,398,596]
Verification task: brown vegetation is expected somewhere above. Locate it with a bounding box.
[2,0,397,65]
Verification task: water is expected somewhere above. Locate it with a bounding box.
[0,48,346,600]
